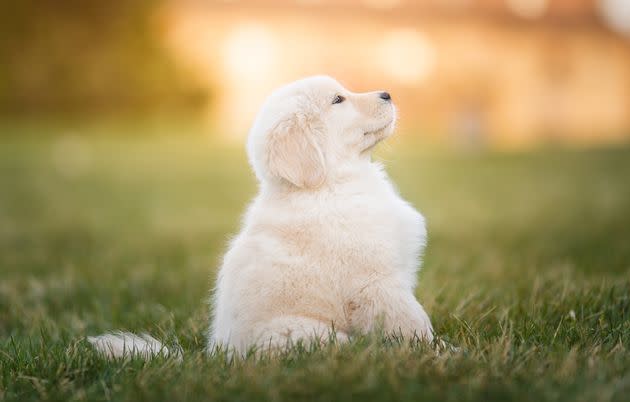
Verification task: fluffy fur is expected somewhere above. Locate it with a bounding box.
[88,76,434,358]
[87,332,180,360]
[210,76,433,353]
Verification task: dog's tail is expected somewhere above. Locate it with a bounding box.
[87,331,182,360]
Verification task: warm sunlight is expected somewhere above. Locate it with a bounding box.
[377,29,436,85]
[155,1,630,145]
[222,23,278,82]
[505,0,548,19]
[3,2,630,401]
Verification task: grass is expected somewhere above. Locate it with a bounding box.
[1,122,629,401]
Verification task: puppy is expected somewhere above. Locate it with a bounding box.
[210,76,433,353]
[88,76,433,358]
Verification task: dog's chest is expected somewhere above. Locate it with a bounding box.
[317,181,426,276]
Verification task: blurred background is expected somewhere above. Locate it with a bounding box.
[2,0,630,363]
[2,0,630,147]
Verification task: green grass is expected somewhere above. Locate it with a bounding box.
[1,124,630,401]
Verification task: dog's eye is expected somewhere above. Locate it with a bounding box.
[332,95,345,105]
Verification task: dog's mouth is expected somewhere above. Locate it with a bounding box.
[361,119,395,154]
[363,119,394,136]
[363,129,382,136]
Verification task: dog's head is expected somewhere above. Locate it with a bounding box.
[247,76,396,188]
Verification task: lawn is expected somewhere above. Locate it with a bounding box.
[1,122,629,401]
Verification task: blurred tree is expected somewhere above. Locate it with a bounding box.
[0,0,207,115]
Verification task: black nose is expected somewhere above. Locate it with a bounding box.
[379,92,391,101]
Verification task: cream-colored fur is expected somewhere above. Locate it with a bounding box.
[210,76,433,354]
[88,76,433,359]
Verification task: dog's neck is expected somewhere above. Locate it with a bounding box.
[260,157,383,195]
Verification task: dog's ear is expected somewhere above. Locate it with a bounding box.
[266,114,326,188]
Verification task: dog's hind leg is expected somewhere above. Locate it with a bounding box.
[252,315,348,352]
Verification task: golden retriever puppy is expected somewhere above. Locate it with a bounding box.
[88,76,433,358]
[210,76,433,353]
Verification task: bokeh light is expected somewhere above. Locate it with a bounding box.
[505,0,548,19]
[362,0,403,9]
[2,0,630,147]
[377,29,436,85]
[222,24,278,82]
[598,0,630,36]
